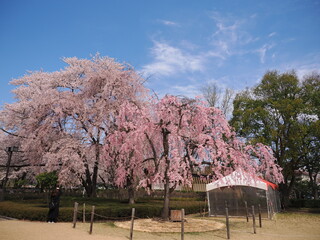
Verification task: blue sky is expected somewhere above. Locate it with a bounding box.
[1,0,319,108]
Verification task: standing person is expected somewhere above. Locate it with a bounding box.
[47,187,61,223]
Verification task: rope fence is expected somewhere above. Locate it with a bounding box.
[71,202,266,239]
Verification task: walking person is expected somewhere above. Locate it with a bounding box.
[47,187,61,223]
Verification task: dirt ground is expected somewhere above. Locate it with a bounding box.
[115,218,225,232]
[1,212,320,240]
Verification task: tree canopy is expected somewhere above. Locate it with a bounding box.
[231,71,320,204]
[0,55,148,197]
[104,95,283,219]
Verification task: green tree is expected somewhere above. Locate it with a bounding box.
[231,71,320,207]
[300,73,320,199]
[35,172,58,191]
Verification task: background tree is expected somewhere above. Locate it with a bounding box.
[35,171,58,192]
[231,70,319,206]
[200,82,221,107]
[300,73,320,199]
[104,101,150,204]
[105,95,283,220]
[200,82,235,117]
[0,55,148,197]
[0,129,29,189]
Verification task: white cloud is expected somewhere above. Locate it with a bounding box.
[180,40,199,51]
[268,32,277,37]
[141,41,206,76]
[171,84,202,98]
[159,20,179,27]
[295,63,320,79]
[268,53,320,79]
[209,12,259,58]
[256,44,275,63]
[206,51,226,60]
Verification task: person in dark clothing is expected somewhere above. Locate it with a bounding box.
[47,187,61,223]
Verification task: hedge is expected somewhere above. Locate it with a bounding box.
[289,199,320,208]
[0,197,206,222]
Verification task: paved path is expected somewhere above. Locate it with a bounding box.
[0,220,125,240]
[0,215,16,221]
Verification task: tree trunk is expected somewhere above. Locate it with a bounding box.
[161,128,171,220]
[311,177,319,200]
[1,150,13,189]
[127,173,135,204]
[91,164,98,198]
[90,143,101,198]
[279,183,290,209]
[128,185,135,204]
[162,180,170,220]
[82,165,98,198]
[279,174,296,209]
[308,171,319,200]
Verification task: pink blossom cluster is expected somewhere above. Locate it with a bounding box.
[104,95,283,193]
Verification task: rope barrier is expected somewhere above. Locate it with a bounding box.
[76,210,91,215]
[75,208,145,221]
[93,212,132,221]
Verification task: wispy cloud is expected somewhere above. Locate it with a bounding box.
[268,53,320,79]
[209,12,259,58]
[250,13,258,19]
[292,59,320,79]
[142,41,206,76]
[171,84,202,98]
[256,44,275,63]
[158,19,180,27]
[268,32,276,37]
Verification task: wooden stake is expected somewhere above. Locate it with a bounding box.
[181,209,185,240]
[204,195,207,217]
[252,205,256,234]
[245,201,249,222]
[226,207,230,239]
[72,202,78,228]
[258,204,262,228]
[130,208,135,240]
[89,206,95,234]
[83,203,86,223]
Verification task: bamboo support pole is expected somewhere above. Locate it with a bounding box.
[89,206,95,234]
[83,203,86,223]
[130,208,135,240]
[258,204,262,228]
[72,202,78,228]
[252,205,256,234]
[181,209,185,240]
[226,207,230,239]
[245,201,249,222]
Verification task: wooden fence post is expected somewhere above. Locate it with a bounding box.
[181,209,185,240]
[244,201,249,222]
[258,204,262,228]
[130,208,135,240]
[83,203,86,223]
[204,196,207,217]
[72,202,78,228]
[89,206,95,234]
[252,205,256,234]
[226,207,230,239]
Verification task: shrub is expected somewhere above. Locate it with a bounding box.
[0,196,206,222]
[289,199,320,208]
